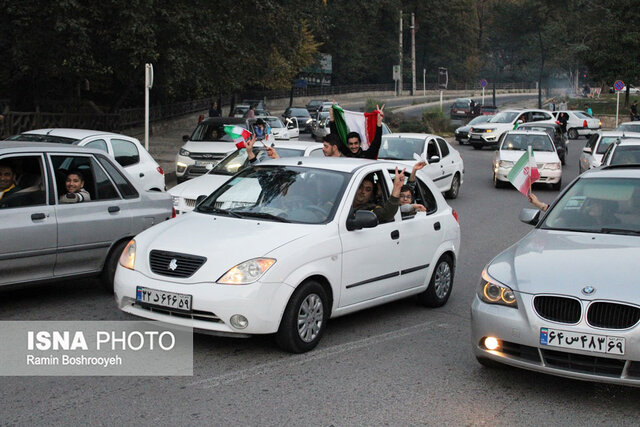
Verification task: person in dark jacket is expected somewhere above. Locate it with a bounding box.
[329,104,385,159]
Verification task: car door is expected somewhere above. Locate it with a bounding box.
[435,138,457,190]
[287,117,300,138]
[338,168,404,307]
[108,137,150,190]
[581,134,599,172]
[50,153,132,277]
[423,138,448,192]
[0,153,56,286]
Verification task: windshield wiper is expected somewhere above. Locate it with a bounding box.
[234,211,290,222]
[599,228,640,236]
[197,205,242,218]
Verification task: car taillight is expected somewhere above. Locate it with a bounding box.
[157,166,164,175]
[452,209,459,223]
[583,120,588,128]
[172,207,176,218]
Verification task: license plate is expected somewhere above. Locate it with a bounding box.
[540,327,625,355]
[195,160,214,167]
[136,286,192,311]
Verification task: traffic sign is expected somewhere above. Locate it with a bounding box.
[614,80,625,92]
[480,79,488,88]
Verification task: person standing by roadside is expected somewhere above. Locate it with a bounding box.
[209,102,221,117]
[557,112,568,139]
[630,100,639,121]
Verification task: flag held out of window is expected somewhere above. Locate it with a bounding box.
[507,146,540,196]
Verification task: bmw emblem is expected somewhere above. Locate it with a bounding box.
[582,286,596,295]
[168,259,178,271]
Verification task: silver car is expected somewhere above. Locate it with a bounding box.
[471,165,640,386]
[0,142,173,292]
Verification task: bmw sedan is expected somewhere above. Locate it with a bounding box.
[115,157,461,353]
[471,165,640,386]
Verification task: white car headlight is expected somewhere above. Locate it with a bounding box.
[478,270,517,308]
[118,240,136,270]
[544,162,561,170]
[498,160,514,168]
[217,258,276,285]
[179,148,190,157]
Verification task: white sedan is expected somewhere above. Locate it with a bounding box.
[493,130,562,190]
[115,157,461,353]
[552,110,601,139]
[378,133,464,199]
[170,141,324,214]
[261,116,299,140]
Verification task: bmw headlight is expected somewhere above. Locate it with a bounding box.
[544,162,561,170]
[478,270,517,307]
[217,258,276,285]
[179,148,191,157]
[118,240,136,270]
[498,160,514,168]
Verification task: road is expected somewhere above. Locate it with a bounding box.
[1,127,639,425]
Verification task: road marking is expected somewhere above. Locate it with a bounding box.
[187,320,445,389]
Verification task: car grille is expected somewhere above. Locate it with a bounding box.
[185,198,197,208]
[587,302,640,329]
[541,348,626,377]
[185,165,211,177]
[133,302,222,323]
[533,296,581,324]
[190,153,225,161]
[149,250,207,278]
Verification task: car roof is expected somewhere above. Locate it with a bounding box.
[19,128,118,140]
[256,156,403,173]
[612,138,640,147]
[382,133,440,139]
[0,140,111,155]
[268,141,322,150]
[201,117,247,125]
[505,130,549,136]
[585,165,640,178]
[519,122,559,128]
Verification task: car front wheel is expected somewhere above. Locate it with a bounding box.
[276,281,328,353]
[418,254,454,307]
[568,128,578,140]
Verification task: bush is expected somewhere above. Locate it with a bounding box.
[422,108,454,134]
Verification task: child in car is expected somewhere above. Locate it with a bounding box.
[60,170,91,203]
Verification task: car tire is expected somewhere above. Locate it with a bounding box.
[100,239,129,293]
[472,144,482,150]
[417,254,454,308]
[551,179,562,191]
[493,172,506,188]
[560,153,566,165]
[568,128,578,140]
[275,280,328,353]
[476,356,502,368]
[444,173,461,199]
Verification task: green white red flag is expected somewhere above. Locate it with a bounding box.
[507,146,540,196]
[223,125,252,149]
[331,105,379,150]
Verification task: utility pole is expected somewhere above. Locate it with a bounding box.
[398,10,403,96]
[411,13,416,96]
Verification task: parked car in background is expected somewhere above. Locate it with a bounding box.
[579,131,640,173]
[250,116,298,140]
[170,141,324,214]
[449,98,478,119]
[378,133,464,199]
[552,110,601,139]
[468,109,556,150]
[311,111,330,140]
[6,129,165,191]
[254,109,271,117]
[472,165,640,387]
[306,99,328,114]
[601,138,640,167]
[492,130,562,190]
[282,107,313,133]
[0,142,173,292]
[518,122,568,165]
[231,104,251,118]
[115,157,460,353]
[480,105,499,115]
[175,117,251,182]
[454,115,492,145]
[616,122,640,133]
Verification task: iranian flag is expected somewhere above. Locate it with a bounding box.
[331,105,379,150]
[507,146,540,196]
[223,125,252,149]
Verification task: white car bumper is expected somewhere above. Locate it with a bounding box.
[114,267,295,335]
[495,166,561,184]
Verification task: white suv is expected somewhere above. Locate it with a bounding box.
[468,109,556,150]
[7,129,165,191]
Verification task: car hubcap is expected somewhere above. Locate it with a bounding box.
[297,294,323,343]
[451,176,459,196]
[434,261,451,299]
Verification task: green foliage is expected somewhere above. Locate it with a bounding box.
[422,108,454,134]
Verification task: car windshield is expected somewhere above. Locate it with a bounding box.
[197,166,348,224]
[290,108,310,117]
[234,107,249,114]
[7,134,79,144]
[264,117,284,128]
[501,134,554,151]
[190,123,245,142]
[308,101,323,107]
[378,137,425,160]
[541,177,640,234]
[610,146,640,166]
[210,148,307,175]
[617,123,640,133]
[453,102,469,109]
[597,136,619,154]
[490,111,519,123]
[468,115,491,125]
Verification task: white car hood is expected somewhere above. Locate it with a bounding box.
[182,140,237,154]
[487,229,640,301]
[168,173,231,200]
[499,150,559,163]
[136,214,313,283]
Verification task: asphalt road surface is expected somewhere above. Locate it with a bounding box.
[2,133,639,425]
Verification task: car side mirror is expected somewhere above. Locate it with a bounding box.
[428,155,440,164]
[346,210,379,231]
[182,135,189,142]
[582,146,592,154]
[519,208,540,225]
[195,195,208,206]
